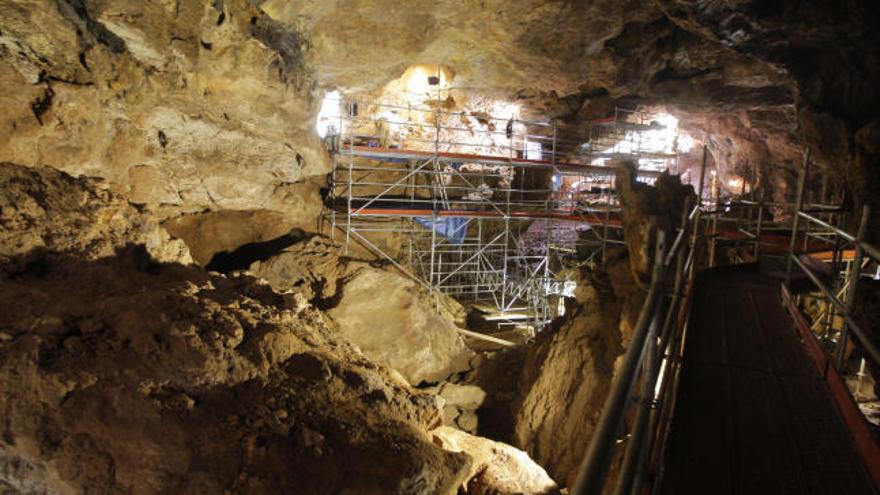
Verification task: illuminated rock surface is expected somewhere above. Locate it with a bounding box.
[249,234,474,385]
[0,0,878,493]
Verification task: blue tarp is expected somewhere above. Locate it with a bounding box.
[415,217,470,244]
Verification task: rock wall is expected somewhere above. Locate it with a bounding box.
[511,253,639,487]
[0,0,329,237]
[508,170,691,486]
[2,0,876,245]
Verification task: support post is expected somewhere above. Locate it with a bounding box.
[708,170,719,267]
[754,189,765,260]
[602,208,610,263]
[571,232,667,495]
[836,205,870,370]
[696,145,708,206]
[785,148,811,286]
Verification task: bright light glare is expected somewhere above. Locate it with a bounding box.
[525,140,542,160]
[316,90,342,138]
[605,112,695,161]
[677,133,695,153]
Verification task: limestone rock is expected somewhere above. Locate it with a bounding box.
[0,0,328,226]
[0,252,473,494]
[433,426,559,495]
[0,162,192,270]
[615,161,694,285]
[429,382,487,434]
[249,234,474,385]
[163,209,315,266]
[329,267,474,384]
[512,276,623,487]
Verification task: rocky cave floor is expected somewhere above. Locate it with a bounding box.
[0,162,562,494]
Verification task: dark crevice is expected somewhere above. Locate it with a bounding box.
[651,66,719,84]
[30,80,55,126]
[249,12,307,85]
[55,0,127,54]
[78,51,90,71]
[206,230,308,273]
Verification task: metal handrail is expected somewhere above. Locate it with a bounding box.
[786,203,878,370]
[571,202,699,495]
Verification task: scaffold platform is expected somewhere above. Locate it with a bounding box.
[324,99,683,329]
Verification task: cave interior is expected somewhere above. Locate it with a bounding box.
[1,1,879,494]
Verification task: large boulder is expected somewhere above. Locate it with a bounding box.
[249,235,474,385]
[433,426,559,495]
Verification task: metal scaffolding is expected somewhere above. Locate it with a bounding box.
[324,97,681,329]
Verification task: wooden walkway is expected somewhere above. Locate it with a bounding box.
[660,265,878,495]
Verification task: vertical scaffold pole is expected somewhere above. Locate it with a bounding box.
[602,208,610,263]
[785,148,811,287]
[754,188,765,260]
[709,170,719,267]
[697,145,708,206]
[345,126,353,254]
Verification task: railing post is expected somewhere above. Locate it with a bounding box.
[613,302,663,495]
[836,205,870,370]
[697,145,708,207]
[709,171,719,267]
[345,128,354,254]
[785,148,811,287]
[754,189,765,260]
[571,231,667,495]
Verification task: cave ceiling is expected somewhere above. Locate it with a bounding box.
[0,0,877,232]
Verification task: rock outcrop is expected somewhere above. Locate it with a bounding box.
[615,161,694,285]
[3,0,877,239]
[249,234,474,385]
[0,0,328,236]
[0,162,192,270]
[0,162,550,494]
[433,426,558,495]
[509,171,691,486]
[511,254,636,487]
[0,252,472,493]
